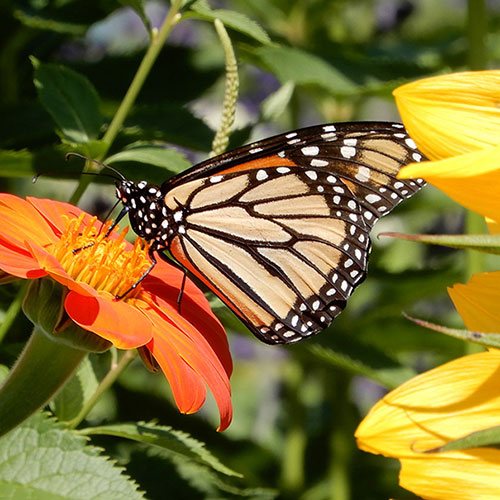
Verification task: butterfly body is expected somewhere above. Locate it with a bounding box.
[115,122,425,344]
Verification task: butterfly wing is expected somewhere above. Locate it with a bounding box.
[161,122,425,344]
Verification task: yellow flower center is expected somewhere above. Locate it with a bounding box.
[51,213,151,299]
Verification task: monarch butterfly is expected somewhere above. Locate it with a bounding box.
[113,122,425,344]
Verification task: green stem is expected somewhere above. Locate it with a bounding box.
[66,349,137,429]
[0,281,28,343]
[327,373,352,500]
[69,0,184,205]
[467,0,487,70]
[465,0,487,355]
[0,326,87,437]
[280,362,306,496]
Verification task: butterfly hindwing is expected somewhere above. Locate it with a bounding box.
[167,165,369,343]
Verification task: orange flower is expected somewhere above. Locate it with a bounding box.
[0,194,233,430]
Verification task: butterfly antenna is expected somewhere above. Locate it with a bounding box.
[65,152,126,181]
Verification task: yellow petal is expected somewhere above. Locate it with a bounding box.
[394,70,500,160]
[398,147,500,222]
[448,272,500,332]
[355,350,500,458]
[400,453,500,500]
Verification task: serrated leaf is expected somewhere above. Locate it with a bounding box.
[82,422,241,477]
[429,425,500,453]
[306,342,416,389]
[32,58,104,144]
[381,232,500,255]
[106,144,191,174]
[188,5,271,45]
[261,81,295,121]
[117,0,151,33]
[253,46,356,95]
[0,413,144,500]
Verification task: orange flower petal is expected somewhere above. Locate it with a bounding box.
[448,272,500,332]
[394,70,500,160]
[65,292,153,349]
[0,243,46,279]
[140,302,232,431]
[0,194,58,249]
[27,197,92,235]
[398,147,500,222]
[144,259,232,376]
[485,217,500,234]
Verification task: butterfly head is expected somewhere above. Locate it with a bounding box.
[115,180,168,243]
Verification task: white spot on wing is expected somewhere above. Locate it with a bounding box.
[311,159,329,167]
[302,146,319,156]
[340,146,356,159]
[355,167,370,182]
[256,170,268,181]
[405,138,417,149]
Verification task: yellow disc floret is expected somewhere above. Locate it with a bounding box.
[51,213,151,299]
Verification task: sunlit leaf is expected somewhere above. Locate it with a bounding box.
[82,421,241,477]
[0,413,144,499]
[188,4,272,45]
[106,144,191,174]
[252,46,356,95]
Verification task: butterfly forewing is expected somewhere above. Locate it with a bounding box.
[122,122,425,344]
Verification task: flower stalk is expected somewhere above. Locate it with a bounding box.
[69,0,184,205]
[210,19,239,157]
[0,325,87,437]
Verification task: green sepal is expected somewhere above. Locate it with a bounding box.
[380,232,500,255]
[424,425,500,453]
[404,313,500,349]
[23,278,111,353]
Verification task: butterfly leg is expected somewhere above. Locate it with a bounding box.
[177,271,188,314]
[74,205,130,254]
[115,247,157,300]
[154,250,188,313]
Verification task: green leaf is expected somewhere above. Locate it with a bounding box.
[0,142,108,179]
[188,4,272,45]
[261,81,295,121]
[0,413,144,499]
[106,143,191,174]
[306,341,416,390]
[52,352,113,422]
[252,46,357,95]
[13,8,88,35]
[117,0,151,33]
[404,314,500,349]
[32,57,104,144]
[381,232,500,255]
[0,149,34,177]
[430,425,500,453]
[82,421,241,477]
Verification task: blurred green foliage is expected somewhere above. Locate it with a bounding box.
[0,0,498,499]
